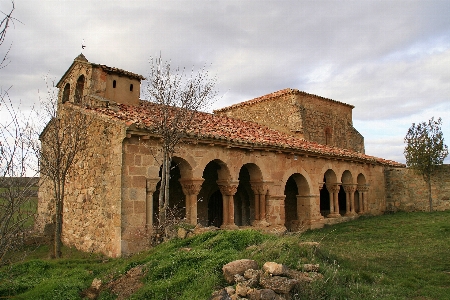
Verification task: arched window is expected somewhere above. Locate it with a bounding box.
[113,80,117,88]
[62,83,70,103]
[74,75,85,104]
[130,84,133,91]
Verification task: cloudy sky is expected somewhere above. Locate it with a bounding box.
[1,0,449,163]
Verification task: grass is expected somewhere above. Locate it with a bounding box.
[0,211,449,299]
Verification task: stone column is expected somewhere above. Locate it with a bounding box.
[357,184,369,214]
[179,178,204,225]
[217,181,239,230]
[326,184,340,218]
[250,182,269,227]
[297,194,324,230]
[266,194,287,230]
[146,178,160,228]
[343,184,357,216]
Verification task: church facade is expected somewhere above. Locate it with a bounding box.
[36,55,403,257]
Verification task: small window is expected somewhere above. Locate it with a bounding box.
[130,84,133,92]
[74,75,85,104]
[62,83,70,103]
[113,80,117,88]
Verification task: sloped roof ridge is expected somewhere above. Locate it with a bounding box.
[91,63,146,81]
[88,100,403,167]
[214,88,354,113]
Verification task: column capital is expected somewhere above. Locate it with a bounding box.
[146,177,160,193]
[318,182,325,190]
[326,183,340,193]
[250,181,269,195]
[357,184,369,192]
[179,178,204,195]
[217,180,239,196]
[342,184,357,193]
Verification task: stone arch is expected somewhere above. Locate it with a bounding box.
[234,163,265,226]
[74,75,85,103]
[152,157,194,223]
[355,173,368,213]
[284,173,310,231]
[357,173,366,185]
[172,156,193,179]
[62,83,70,103]
[320,169,338,217]
[340,170,356,216]
[196,159,232,227]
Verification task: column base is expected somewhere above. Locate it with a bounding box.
[220,224,239,230]
[327,213,341,218]
[345,211,358,217]
[251,220,270,227]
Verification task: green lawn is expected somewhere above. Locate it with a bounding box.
[0,211,449,299]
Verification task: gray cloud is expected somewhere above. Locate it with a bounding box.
[1,0,449,162]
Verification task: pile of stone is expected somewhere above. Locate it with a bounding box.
[210,259,323,300]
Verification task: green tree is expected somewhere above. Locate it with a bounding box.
[404,117,448,211]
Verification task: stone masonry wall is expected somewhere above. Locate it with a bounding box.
[215,92,364,153]
[36,104,126,257]
[385,165,450,212]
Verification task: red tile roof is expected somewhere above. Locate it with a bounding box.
[86,100,403,167]
[214,88,354,113]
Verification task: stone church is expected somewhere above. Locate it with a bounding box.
[36,54,404,257]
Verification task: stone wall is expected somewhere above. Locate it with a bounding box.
[385,165,450,212]
[36,104,126,257]
[215,91,364,153]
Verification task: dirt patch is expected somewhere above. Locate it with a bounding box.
[81,265,146,300]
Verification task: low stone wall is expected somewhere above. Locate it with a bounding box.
[385,165,450,212]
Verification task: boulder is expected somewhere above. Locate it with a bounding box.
[210,289,232,300]
[223,259,259,284]
[262,262,288,276]
[247,288,277,300]
[260,275,298,294]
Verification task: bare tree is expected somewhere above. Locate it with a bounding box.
[144,55,218,224]
[34,84,90,258]
[0,0,18,69]
[404,117,449,211]
[0,90,37,266]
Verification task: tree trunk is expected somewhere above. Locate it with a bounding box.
[428,173,433,212]
[54,179,63,258]
[158,152,166,225]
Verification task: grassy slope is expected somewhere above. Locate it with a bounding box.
[0,211,449,300]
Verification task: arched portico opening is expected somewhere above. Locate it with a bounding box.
[152,161,186,224]
[356,173,368,214]
[284,173,310,231]
[341,170,356,216]
[321,169,340,218]
[197,159,234,228]
[235,167,251,226]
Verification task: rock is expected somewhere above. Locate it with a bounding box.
[225,286,236,296]
[210,289,232,300]
[223,259,259,284]
[285,269,313,283]
[177,227,188,239]
[234,274,246,283]
[302,264,319,272]
[91,278,102,290]
[260,275,298,294]
[236,283,249,297]
[262,262,288,276]
[248,288,277,300]
[244,269,261,280]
